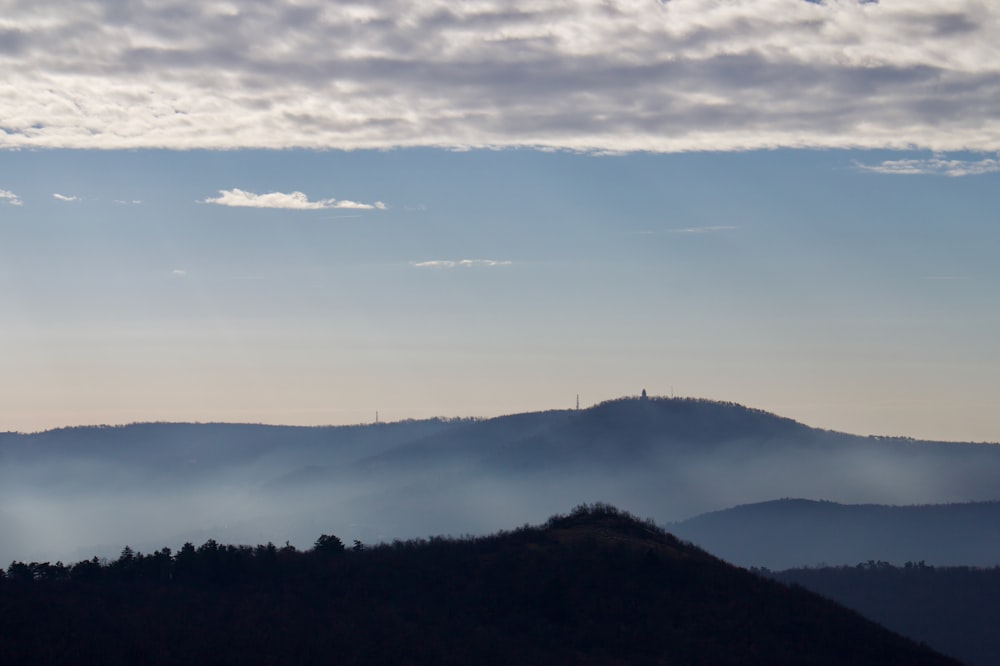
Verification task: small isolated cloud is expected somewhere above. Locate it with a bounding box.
[113,199,142,205]
[668,225,738,234]
[52,193,79,202]
[203,188,386,211]
[171,269,187,277]
[855,156,1000,177]
[1,189,23,206]
[412,259,512,268]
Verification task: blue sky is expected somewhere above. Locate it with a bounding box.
[1,0,999,440]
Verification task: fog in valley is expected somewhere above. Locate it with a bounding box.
[4,397,1000,569]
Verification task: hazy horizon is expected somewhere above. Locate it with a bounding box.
[2,1,999,442]
[5,393,998,445]
[7,397,1000,568]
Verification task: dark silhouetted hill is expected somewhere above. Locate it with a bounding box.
[773,563,1000,666]
[0,505,959,666]
[671,498,1000,569]
[354,397,815,471]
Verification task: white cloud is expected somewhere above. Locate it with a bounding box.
[52,193,79,202]
[171,269,187,277]
[855,155,1000,177]
[203,188,384,210]
[1,189,23,206]
[113,199,143,205]
[336,200,388,210]
[0,0,996,152]
[668,225,738,234]
[412,259,513,269]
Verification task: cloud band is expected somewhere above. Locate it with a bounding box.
[0,1,997,152]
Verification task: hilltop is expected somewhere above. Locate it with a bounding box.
[0,505,958,666]
[4,395,1000,566]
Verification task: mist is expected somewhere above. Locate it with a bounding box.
[3,397,1000,568]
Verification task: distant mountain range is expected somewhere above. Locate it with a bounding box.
[3,396,1000,566]
[670,498,1000,569]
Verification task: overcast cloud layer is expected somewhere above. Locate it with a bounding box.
[1,0,997,152]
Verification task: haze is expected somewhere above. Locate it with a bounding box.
[1,0,998,442]
[5,399,1000,567]
[2,0,1000,579]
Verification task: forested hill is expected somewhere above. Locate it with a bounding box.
[0,505,959,666]
[5,395,1000,567]
[351,396,816,470]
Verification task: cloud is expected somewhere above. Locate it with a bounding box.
[52,193,79,202]
[854,155,1000,177]
[113,199,142,205]
[171,269,187,277]
[412,260,513,269]
[0,1,997,152]
[1,189,23,206]
[668,225,738,234]
[203,188,386,210]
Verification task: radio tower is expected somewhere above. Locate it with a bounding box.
[576,394,580,410]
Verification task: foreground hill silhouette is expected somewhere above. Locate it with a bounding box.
[0,505,958,665]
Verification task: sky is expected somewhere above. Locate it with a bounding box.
[1,0,998,441]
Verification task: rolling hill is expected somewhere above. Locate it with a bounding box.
[0,505,960,665]
[670,498,1000,569]
[3,396,1000,566]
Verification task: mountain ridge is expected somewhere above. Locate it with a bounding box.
[4,395,1000,567]
[671,497,1000,569]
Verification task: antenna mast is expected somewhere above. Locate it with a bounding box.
[576,394,580,410]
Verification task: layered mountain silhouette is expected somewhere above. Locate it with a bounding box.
[0,505,959,665]
[3,396,1000,566]
[773,563,1000,666]
[671,498,1000,569]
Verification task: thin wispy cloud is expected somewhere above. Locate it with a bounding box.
[203,189,386,211]
[855,156,1000,177]
[52,193,80,202]
[0,1,996,152]
[171,269,187,277]
[1,189,24,206]
[113,199,143,205]
[412,260,513,269]
[668,225,738,234]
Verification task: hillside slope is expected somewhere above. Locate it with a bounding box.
[0,505,959,666]
[774,564,1000,666]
